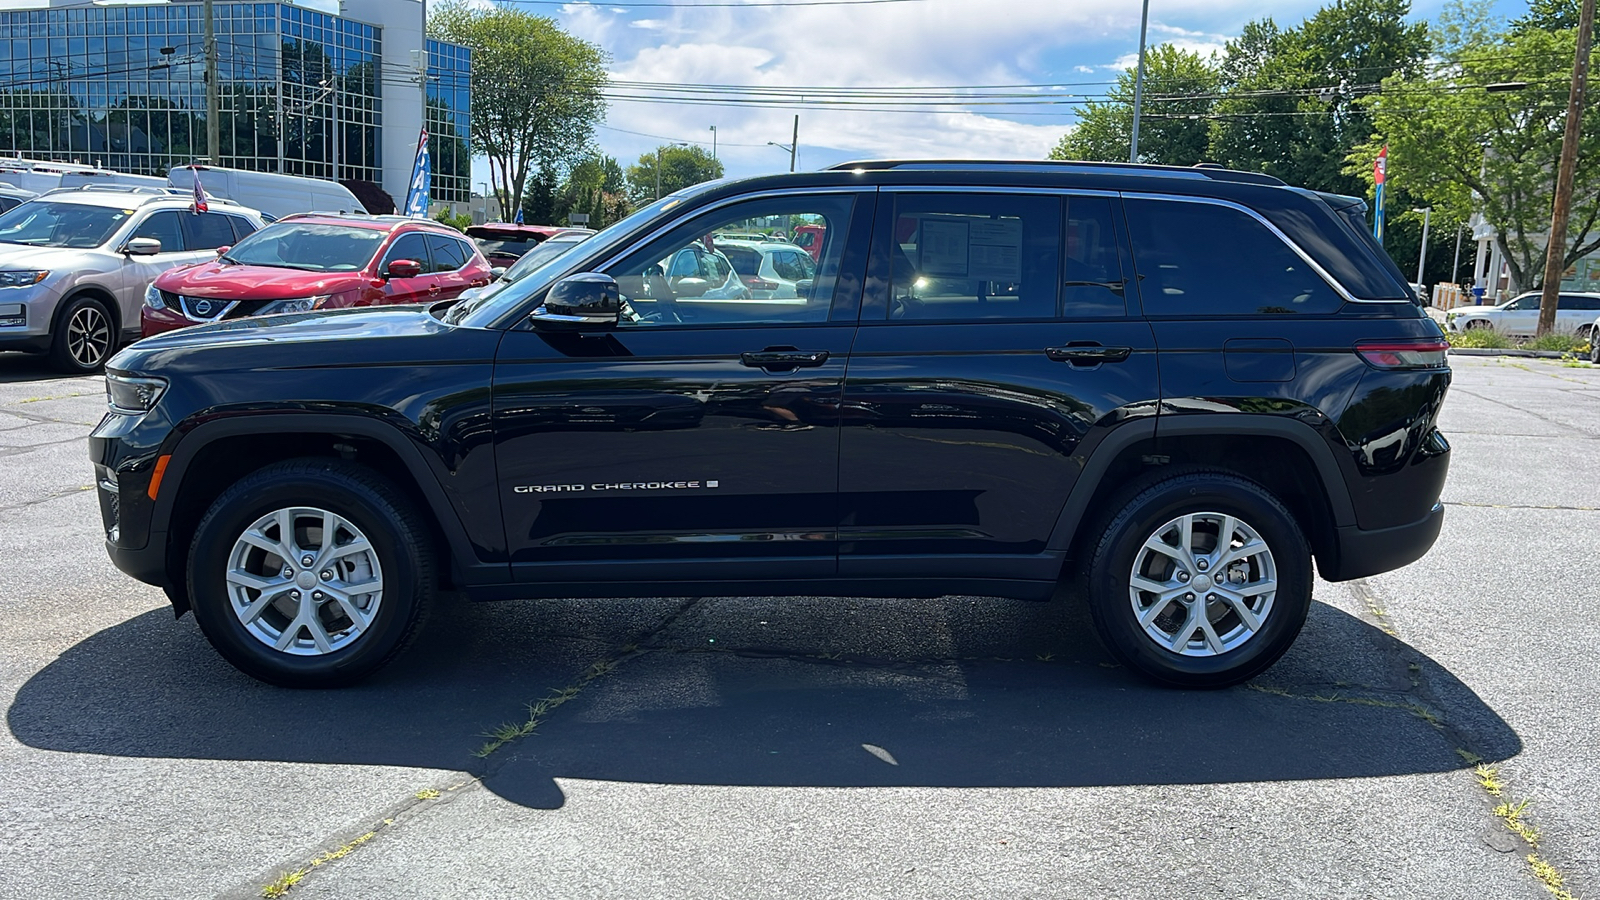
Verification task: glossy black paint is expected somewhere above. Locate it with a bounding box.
[92,162,1452,610]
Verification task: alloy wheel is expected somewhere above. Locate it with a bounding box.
[66,305,111,367]
[225,506,384,656]
[1127,511,1278,657]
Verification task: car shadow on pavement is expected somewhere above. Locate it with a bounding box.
[7,595,1520,810]
[0,351,88,384]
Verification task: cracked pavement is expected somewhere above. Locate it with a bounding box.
[0,351,1596,899]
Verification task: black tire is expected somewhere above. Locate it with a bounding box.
[1590,335,1600,365]
[1464,319,1489,331]
[1085,471,1312,689]
[187,459,436,688]
[48,294,116,374]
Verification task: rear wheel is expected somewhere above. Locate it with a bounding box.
[48,295,115,374]
[1085,472,1312,688]
[187,459,435,687]
[1464,319,1490,331]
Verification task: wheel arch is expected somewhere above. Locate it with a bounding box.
[53,285,124,347]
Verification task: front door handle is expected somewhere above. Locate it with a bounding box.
[1045,345,1132,364]
[740,349,830,370]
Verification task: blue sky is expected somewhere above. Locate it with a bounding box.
[459,0,1534,188]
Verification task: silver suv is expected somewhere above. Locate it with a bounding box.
[0,186,266,373]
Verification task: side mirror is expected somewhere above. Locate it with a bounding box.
[644,264,665,278]
[672,277,711,298]
[490,266,507,280]
[795,278,815,300]
[215,245,231,257]
[124,237,161,256]
[531,273,621,330]
[385,259,422,279]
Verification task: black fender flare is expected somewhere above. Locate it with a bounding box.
[151,412,498,584]
[1045,414,1357,553]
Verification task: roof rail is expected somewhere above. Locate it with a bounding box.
[40,184,183,197]
[826,159,1286,186]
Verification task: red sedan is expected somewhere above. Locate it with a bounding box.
[142,214,492,337]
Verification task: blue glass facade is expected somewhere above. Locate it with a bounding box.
[427,38,470,205]
[0,2,470,201]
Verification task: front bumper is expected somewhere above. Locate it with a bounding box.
[141,304,195,338]
[1320,501,1445,582]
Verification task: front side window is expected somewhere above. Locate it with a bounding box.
[1124,197,1343,316]
[131,211,185,254]
[222,222,388,272]
[887,193,1061,320]
[604,194,855,326]
[383,233,432,271]
[0,201,132,249]
[1508,294,1541,311]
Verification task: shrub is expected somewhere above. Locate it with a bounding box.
[1446,329,1512,349]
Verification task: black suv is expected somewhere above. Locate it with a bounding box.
[91,161,1451,689]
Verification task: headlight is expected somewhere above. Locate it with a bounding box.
[257,295,330,315]
[106,372,168,415]
[0,270,48,288]
[143,283,164,310]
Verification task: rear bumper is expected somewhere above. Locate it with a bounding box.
[1320,501,1444,582]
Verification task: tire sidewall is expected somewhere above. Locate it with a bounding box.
[50,294,116,374]
[1088,475,1312,688]
[188,466,421,687]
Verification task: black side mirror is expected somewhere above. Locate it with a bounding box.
[531,273,621,330]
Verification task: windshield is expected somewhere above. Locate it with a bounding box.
[445,188,717,327]
[0,201,132,249]
[223,221,386,272]
[502,235,590,284]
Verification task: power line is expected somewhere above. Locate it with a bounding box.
[496,0,927,7]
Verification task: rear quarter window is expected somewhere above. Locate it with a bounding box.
[1124,197,1344,317]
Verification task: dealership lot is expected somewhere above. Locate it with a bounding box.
[0,351,1596,899]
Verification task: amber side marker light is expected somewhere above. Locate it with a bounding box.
[147,455,171,501]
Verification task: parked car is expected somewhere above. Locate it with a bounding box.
[713,238,817,299]
[1589,313,1600,364]
[0,184,36,213]
[792,223,827,262]
[466,223,570,269]
[454,228,593,305]
[141,213,492,337]
[166,165,363,222]
[652,241,751,302]
[1445,291,1600,337]
[0,185,264,372]
[95,159,1449,689]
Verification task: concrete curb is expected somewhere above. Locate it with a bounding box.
[1447,348,1573,359]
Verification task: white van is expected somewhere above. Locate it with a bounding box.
[166,165,364,221]
[0,158,164,195]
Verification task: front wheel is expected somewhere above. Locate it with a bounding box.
[187,459,435,687]
[48,295,116,373]
[1085,472,1312,688]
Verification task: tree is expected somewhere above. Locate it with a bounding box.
[549,152,628,227]
[428,2,608,219]
[1049,44,1219,165]
[1210,0,1429,195]
[1352,26,1600,293]
[625,145,724,206]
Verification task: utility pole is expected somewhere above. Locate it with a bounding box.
[710,125,717,160]
[1451,223,1465,286]
[204,0,219,165]
[655,145,662,200]
[1414,207,1432,288]
[1537,0,1596,336]
[1129,0,1151,163]
[789,115,798,172]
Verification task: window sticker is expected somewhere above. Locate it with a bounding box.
[968,218,1023,282]
[918,218,969,277]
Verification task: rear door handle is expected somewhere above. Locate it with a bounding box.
[740,349,830,370]
[1045,345,1132,364]
[1062,279,1126,296]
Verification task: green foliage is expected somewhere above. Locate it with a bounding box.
[1445,328,1512,348]
[1050,44,1219,165]
[1524,331,1586,352]
[432,207,472,233]
[626,145,725,207]
[428,2,608,218]
[1511,0,1590,34]
[1352,26,1600,292]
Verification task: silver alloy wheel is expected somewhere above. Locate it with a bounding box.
[226,506,384,656]
[1128,511,1277,657]
[66,305,111,367]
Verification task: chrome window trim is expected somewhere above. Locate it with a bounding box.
[877,185,1120,198]
[1120,191,1404,305]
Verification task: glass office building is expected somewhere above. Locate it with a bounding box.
[0,1,470,203]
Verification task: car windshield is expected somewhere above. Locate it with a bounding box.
[222,221,386,272]
[501,235,589,284]
[0,201,132,248]
[444,186,722,327]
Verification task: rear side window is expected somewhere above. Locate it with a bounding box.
[1560,295,1600,311]
[721,247,763,278]
[1062,195,1126,317]
[426,234,470,272]
[889,193,1060,320]
[227,215,259,242]
[181,211,237,251]
[1124,198,1344,316]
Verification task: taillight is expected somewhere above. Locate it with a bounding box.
[1355,338,1450,369]
[743,276,778,291]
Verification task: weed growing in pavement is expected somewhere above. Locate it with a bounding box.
[475,657,621,758]
[414,788,440,800]
[261,829,379,898]
[1471,765,1576,900]
[1446,329,1513,349]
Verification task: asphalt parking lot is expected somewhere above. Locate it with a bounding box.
[1,349,1596,900]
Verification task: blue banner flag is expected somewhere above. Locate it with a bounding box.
[514,208,524,225]
[404,129,431,218]
[1373,145,1387,245]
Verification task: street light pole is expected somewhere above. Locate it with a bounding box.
[1536,0,1596,336]
[1414,207,1432,289]
[789,114,798,172]
[655,146,662,200]
[710,125,717,160]
[1129,0,1151,164]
